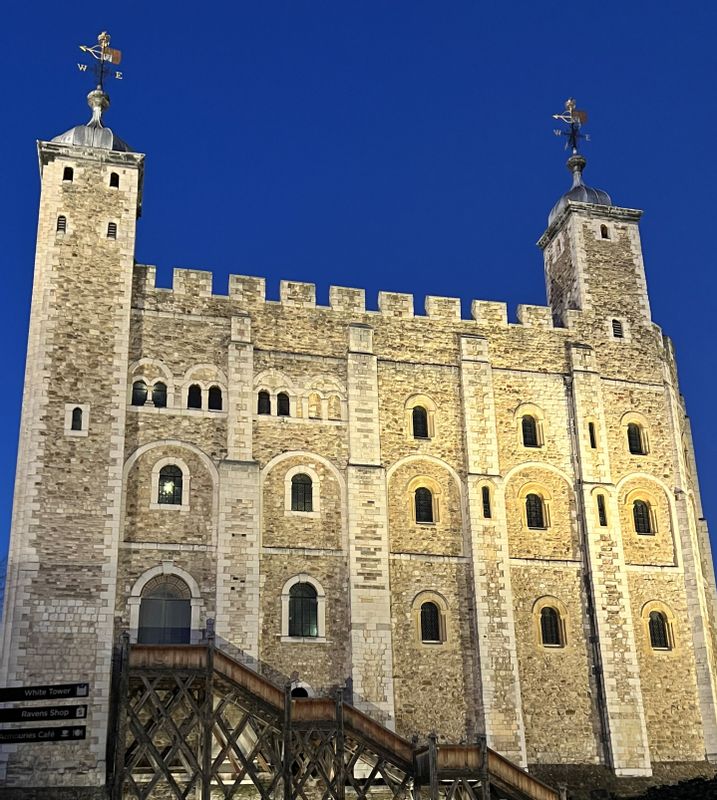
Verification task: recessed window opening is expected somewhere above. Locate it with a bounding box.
[526,493,546,529]
[288,583,318,637]
[131,380,147,406]
[612,319,624,338]
[600,224,610,240]
[627,423,646,455]
[257,390,271,415]
[540,607,563,647]
[208,385,222,411]
[420,602,441,642]
[277,392,290,417]
[415,487,434,523]
[412,406,429,439]
[597,495,608,527]
[56,215,67,234]
[588,422,597,449]
[522,415,539,448]
[107,222,117,239]
[152,382,167,408]
[187,384,202,409]
[327,395,341,420]
[291,474,313,512]
[109,172,120,188]
[481,486,492,519]
[633,500,652,534]
[649,611,671,650]
[158,465,183,505]
[70,406,83,431]
[138,581,191,645]
[63,166,74,182]
[291,687,309,698]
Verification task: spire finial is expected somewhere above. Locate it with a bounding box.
[77,31,124,126]
[552,98,590,155]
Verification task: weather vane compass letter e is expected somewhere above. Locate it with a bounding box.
[77,31,123,89]
[552,98,590,154]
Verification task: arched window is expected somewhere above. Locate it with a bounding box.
[412,406,429,439]
[540,607,563,646]
[420,602,441,642]
[257,390,271,415]
[308,392,321,419]
[482,485,492,519]
[152,382,167,408]
[107,222,117,239]
[71,407,83,431]
[291,474,313,512]
[415,487,434,523]
[597,494,608,527]
[63,166,74,182]
[56,215,67,234]
[525,493,546,529]
[288,583,318,637]
[109,171,120,188]
[649,611,670,650]
[600,224,610,240]
[521,415,539,447]
[291,686,309,698]
[612,319,624,338]
[208,385,222,411]
[187,384,202,409]
[327,395,342,420]
[633,500,652,534]
[131,380,148,406]
[277,392,290,417]
[588,422,597,449]
[158,465,183,505]
[627,423,645,454]
[138,580,191,644]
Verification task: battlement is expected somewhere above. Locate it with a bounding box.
[133,266,579,332]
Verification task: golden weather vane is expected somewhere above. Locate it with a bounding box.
[552,98,590,154]
[77,31,123,89]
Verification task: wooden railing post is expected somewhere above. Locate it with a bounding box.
[202,619,215,800]
[479,735,490,800]
[110,632,130,800]
[335,688,346,800]
[283,683,293,800]
[428,733,439,800]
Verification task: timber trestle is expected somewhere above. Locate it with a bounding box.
[110,638,559,800]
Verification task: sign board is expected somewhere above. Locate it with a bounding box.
[0,705,87,723]
[0,726,86,744]
[0,683,89,703]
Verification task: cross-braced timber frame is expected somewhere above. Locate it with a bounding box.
[109,635,560,800]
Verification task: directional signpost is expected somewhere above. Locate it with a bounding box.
[0,683,89,743]
[0,727,86,744]
[0,683,88,703]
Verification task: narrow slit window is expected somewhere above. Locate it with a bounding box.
[633,500,652,534]
[420,602,441,642]
[70,407,83,431]
[257,391,271,415]
[525,493,546,529]
[540,607,563,646]
[588,422,597,449]
[612,319,624,339]
[412,406,429,439]
[415,488,434,523]
[56,215,67,234]
[131,380,148,406]
[109,172,120,188]
[291,474,313,512]
[107,222,117,239]
[521,415,539,447]
[600,224,610,239]
[627,423,645,455]
[208,385,222,411]
[481,486,492,519]
[597,495,608,527]
[187,384,202,409]
[277,392,290,417]
[63,166,74,182]
[152,382,167,408]
[158,465,183,505]
[648,611,670,650]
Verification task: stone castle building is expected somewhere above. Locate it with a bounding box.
[1,75,717,798]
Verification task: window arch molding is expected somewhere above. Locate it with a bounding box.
[406,475,442,524]
[641,600,677,653]
[253,370,297,417]
[284,464,321,517]
[517,482,552,530]
[514,403,546,449]
[129,359,175,407]
[128,562,203,644]
[532,595,568,649]
[150,456,191,511]
[624,487,660,535]
[412,590,449,645]
[404,394,437,440]
[280,573,326,641]
[620,411,650,456]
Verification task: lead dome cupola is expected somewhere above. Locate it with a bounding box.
[548,153,611,225]
[51,88,132,152]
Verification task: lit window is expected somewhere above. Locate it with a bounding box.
[526,493,546,529]
[522,415,539,447]
[257,391,271,415]
[288,583,318,637]
[633,500,652,534]
[187,384,202,409]
[420,602,441,642]
[152,382,167,408]
[277,392,290,417]
[208,385,222,411]
[415,487,434,523]
[131,380,148,406]
[649,611,670,650]
[158,465,183,505]
[540,607,563,646]
[412,406,429,439]
[291,474,313,512]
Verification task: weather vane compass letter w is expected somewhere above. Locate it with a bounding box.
[552,98,590,154]
[77,31,123,89]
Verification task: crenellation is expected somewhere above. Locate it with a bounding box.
[330,285,366,313]
[229,274,266,304]
[425,295,461,320]
[471,299,508,326]
[378,290,414,318]
[280,279,316,307]
[515,304,554,328]
[173,267,213,296]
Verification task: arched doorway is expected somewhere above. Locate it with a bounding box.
[138,576,191,644]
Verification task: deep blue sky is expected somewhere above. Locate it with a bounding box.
[1,2,716,564]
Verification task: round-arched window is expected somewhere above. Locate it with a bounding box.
[138,580,191,644]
